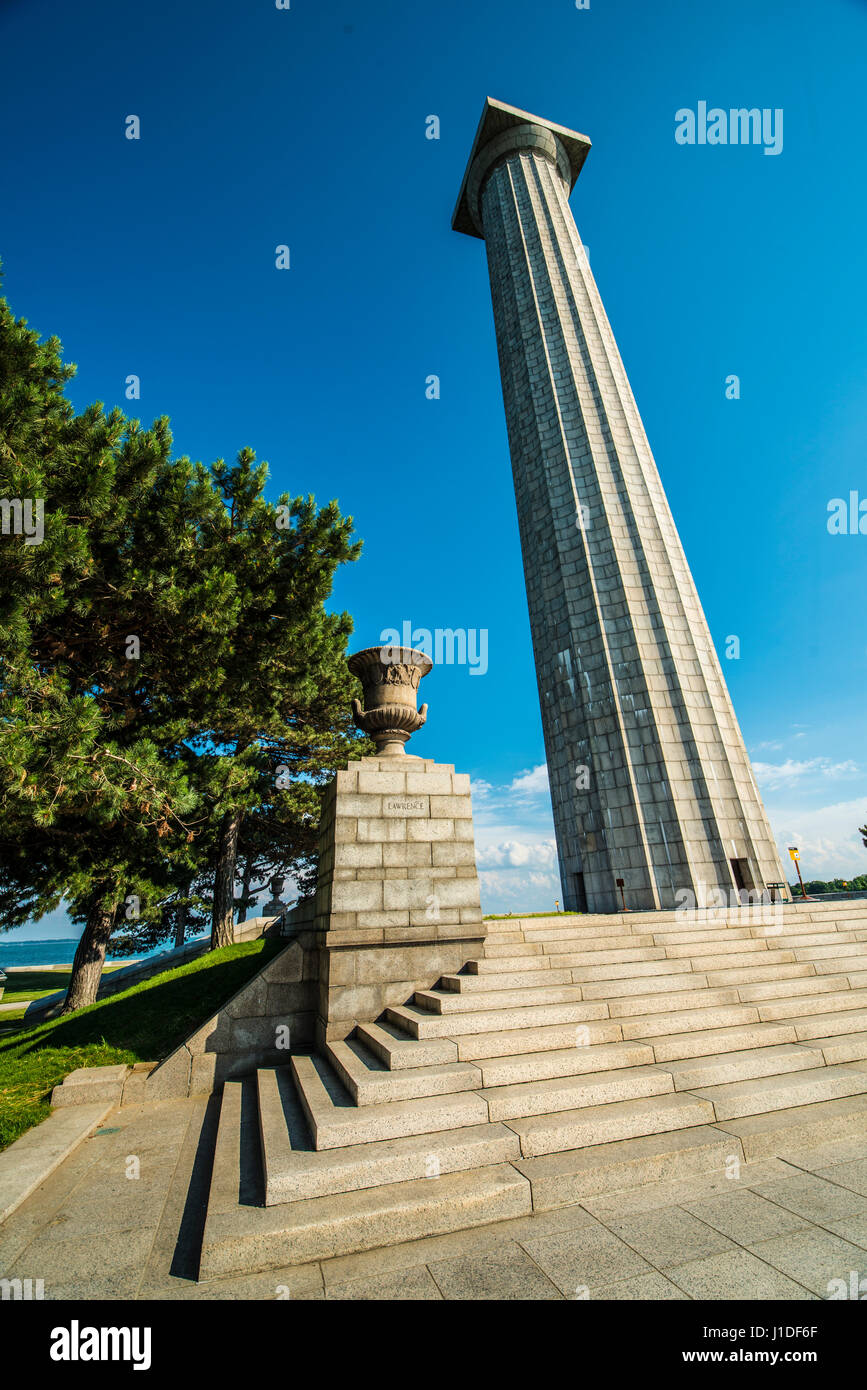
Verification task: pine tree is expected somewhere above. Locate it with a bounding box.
[0,289,211,1007]
[0,287,368,1007]
[196,450,366,947]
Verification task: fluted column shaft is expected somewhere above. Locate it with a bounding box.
[460,113,786,911]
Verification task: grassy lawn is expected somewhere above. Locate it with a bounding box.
[483,910,584,920]
[0,963,127,1005]
[0,937,282,1153]
[0,1006,29,1025]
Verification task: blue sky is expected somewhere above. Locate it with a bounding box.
[1,0,866,936]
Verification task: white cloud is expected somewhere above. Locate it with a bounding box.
[468,763,559,912]
[477,839,557,870]
[753,757,859,791]
[508,764,550,797]
[479,867,562,911]
[768,795,867,878]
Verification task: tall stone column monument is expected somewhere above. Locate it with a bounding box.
[453,97,788,913]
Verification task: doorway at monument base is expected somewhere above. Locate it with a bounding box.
[197,898,867,1279]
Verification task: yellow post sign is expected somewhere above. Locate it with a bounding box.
[788,847,807,898]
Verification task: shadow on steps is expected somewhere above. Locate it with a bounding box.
[169,1093,222,1282]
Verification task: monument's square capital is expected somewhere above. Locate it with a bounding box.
[452,96,592,239]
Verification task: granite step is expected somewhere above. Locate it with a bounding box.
[638,915,775,933]
[646,1020,798,1062]
[769,932,860,949]
[755,928,855,939]
[474,1040,655,1088]
[608,987,741,1018]
[843,971,867,991]
[479,1063,674,1122]
[540,947,667,967]
[438,968,574,993]
[807,1032,867,1065]
[290,1054,489,1149]
[353,1021,458,1070]
[541,935,658,955]
[414,983,588,1014]
[674,950,796,972]
[808,904,867,916]
[49,1064,129,1110]
[325,1037,482,1104]
[503,1091,716,1158]
[755,988,867,1022]
[514,1126,738,1210]
[256,1068,520,1205]
[813,955,867,975]
[467,955,555,975]
[568,958,696,984]
[386,1000,610,1039]
[690,1064,867,1121]
[482,941,544,958]
[662,937,771,958]
[517,922,638,939]
[733,975,849,1002]
[579,972,710,1000]
[658,1042,825,1091]
[694,945,800,967]
[450,1019,625,1060]
[799,942,867,960]
[704,963,816,987]
[201,1153,530,1278]
[713,1091,867,1159]
[648,928,755,945]
[791,1006,867,1040]
[619,1004,761,1041]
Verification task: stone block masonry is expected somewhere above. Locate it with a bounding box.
[311,756,485,1043]
[136,751,485,1094]
[140,933,318,1098]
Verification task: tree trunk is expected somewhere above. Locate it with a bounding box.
[211,809,244,948]
[60,899,118,1015]
[173,882,191,950]
[237,857,253,924]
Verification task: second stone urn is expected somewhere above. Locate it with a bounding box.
[347,645,433,756]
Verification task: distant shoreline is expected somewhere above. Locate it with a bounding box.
[0,938,154,971]
[3,961,140,972]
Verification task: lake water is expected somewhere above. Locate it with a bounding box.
[0,938,190,970]
[0,939,82,969]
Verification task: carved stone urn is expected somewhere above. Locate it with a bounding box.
[347,645,433,756]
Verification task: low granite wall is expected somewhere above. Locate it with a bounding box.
[144,929,319,1098]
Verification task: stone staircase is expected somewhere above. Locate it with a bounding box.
[198,899,867,1279]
